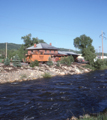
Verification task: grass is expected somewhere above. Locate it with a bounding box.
[80,114,107,120]
[42,72,52,78]
[20,74,27,79]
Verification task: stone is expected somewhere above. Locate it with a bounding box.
[83,114,90,118]
[79,115,83,119]
[31,73,34,76]
[60,72,65,75]
[70,116,78,120]
[0,67,3,71]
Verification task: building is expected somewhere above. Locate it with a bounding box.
[26,43,79,62]
[26,43,59,62]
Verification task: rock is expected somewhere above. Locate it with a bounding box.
[75,69,81,74]
[9,67,13,70]
[0,67,3,71]
[31,73,34,76]
[60,72,65,75]
[79,115,83,119]
[84,69,89,72]
[21,67,23,69]
[83,114,90,118]
[70,116,78,120]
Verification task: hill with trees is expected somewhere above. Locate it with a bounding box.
[0,43,21,50]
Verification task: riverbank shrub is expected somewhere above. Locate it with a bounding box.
[94,59,107,70]
[68,55,74,63]
[56,61,60,67]
[47,57,53,66]
[12,54,21,67]
[80,114,107,120]
[42,72,52,78]
[60,57,71,66]
[30,60,39,67]
[83,64,95,71]
[4,58,10,66]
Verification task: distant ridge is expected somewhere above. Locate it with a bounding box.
[0,43,81,54]
[0,43,21,50]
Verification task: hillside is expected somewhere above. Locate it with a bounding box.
[0,43,21,50]
[59,48,81,54]
[0,43,81,54]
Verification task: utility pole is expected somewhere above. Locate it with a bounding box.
[99,46,101,58]
[6,42,7,58]
[99,31,106,60]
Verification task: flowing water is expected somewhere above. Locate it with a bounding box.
[0,70,107,120]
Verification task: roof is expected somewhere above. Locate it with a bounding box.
[27,43,58,50]
[58,51,79,56]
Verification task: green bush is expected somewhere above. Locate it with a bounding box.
[47,57,53,66]
[12,54,21,67]
[56,61,60,67]
[4,58,10,66]
[68,55,74,63]
[42,72,52,78]
[80,114,107,120]
[94,59,106,69]
[30,60,39,67]
[104,59,107,66]
[60,56,71,66]
[83,64,95,71]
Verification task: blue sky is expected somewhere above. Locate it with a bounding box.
[0,0,107,52]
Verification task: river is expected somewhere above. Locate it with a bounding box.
[0,70,107,120]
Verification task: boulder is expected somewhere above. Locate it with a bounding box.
[70,116,78,120]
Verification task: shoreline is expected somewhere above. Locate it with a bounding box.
[0,63,91,84]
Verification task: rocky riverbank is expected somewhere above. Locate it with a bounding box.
[0,63,91,84]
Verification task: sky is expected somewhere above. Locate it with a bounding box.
[0,0,107,52]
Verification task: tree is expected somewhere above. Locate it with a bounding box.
[12,54,21,67]
[17,45,27,61]
[21,34,45,49]
[21,33,32,48]
[60,56,71,66]
[4,58,10,66]
[74,34,96,65]
[21,34,46,61]
[8,49,18,59]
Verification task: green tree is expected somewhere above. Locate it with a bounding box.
[12,54,21,67]
[60,57,71,66]
[74,34,96,65]
[47,57,53,66]
[17,45,27,61]
[30,60,39,67]
[21,34,45,49]
[21,33,32,48]
[8,49,18,59]
[21,34,46,61]
[4,58,10,66]
[68,55,74,63]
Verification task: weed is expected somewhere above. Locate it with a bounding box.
[20,74,27,79]
[42,72,52,78]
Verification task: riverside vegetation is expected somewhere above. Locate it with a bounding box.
[0,55,92,84]
[1,54,107,84]
[67,113,107,120]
